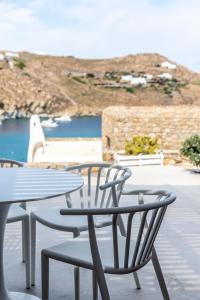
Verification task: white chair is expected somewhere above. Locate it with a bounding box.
[0,159,30,288]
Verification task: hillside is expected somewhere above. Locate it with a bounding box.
[0,51,200,118]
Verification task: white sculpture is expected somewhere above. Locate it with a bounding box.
[27,115,46,163]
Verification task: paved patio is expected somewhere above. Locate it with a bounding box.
[4,165,200,299]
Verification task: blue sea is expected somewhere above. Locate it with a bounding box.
[0,117,101,162]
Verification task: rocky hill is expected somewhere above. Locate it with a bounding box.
[0,51,200,118]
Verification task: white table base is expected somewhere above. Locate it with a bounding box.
[0,204,40,300]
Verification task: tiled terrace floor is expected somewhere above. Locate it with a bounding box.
[4,166,200,300]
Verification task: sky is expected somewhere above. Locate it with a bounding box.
[0,0,200,71]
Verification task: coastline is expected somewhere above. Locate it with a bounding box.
[0,107,101,120]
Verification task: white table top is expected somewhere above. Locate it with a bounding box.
[0,168,83,204]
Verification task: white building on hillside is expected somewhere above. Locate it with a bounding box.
[121,75,133,82]
[32,51,46,55]
[130,77,147,86]
[5,52,19,59]
[144,74,153,81]
[158,73,173,80]
[161,61,176,70]
[121,75,147,86]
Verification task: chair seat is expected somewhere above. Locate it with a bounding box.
[7,204,28,223]
[43,236,135,274]
[42,235,141,274]
[32,208,112,235]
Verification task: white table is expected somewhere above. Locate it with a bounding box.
[0,168,83,300]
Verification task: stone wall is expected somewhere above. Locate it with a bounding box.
[102,106,200,154]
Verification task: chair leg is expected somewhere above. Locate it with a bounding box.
[74,267,80,300]
[22,220,26,263]
[30,214,36,286]
[152,247,170,300]
[92,271,98,300]
[23,216,31,289]
[96,271,110,300]
[73,232,80,300]
[133,272,141,289]
[41,251,49,300]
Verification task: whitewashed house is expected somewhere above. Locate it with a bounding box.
[121,75,133,82]
[130,77,147,86]
[5,52,19,59]
[121,75,147,86]
[144,74,153,81]
[161,61,176,70]
[158,73,173,80]
[32,51,46,56]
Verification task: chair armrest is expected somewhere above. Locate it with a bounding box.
[122,189,170,196]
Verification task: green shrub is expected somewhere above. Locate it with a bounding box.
[13,58,26,70]
[72,76,87,84]
[180,135,200,167]
[22,72,31,77]
[126,87,135,93]
[154,79,188,96]
[125,135,159,155]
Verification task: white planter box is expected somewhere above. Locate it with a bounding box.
[114,153,164,166]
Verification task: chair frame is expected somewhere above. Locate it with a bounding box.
[41,189,176,300]
[31,163,141,294]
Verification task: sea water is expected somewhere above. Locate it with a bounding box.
[0,117,101,162]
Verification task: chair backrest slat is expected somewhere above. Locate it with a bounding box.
[65,163,131,210]
[105,169,121,208]
[87,167,92,197]
[131,210,148,268]
[143,206,167,261]
[112,214,119,268]
[78,169,84,208]
[61,190,176,274]
[136,208,159,265]
[124,212,135,268]
[87,167,92,207]
[100,167,112,208]
[94,167,102,206]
